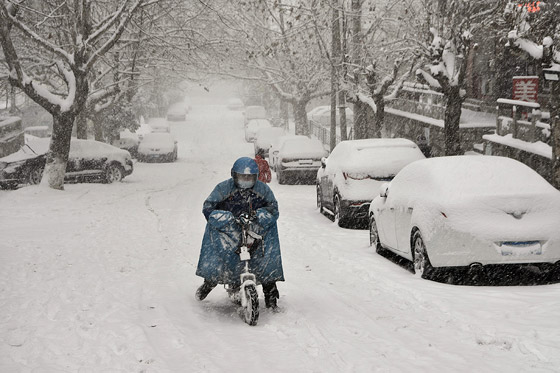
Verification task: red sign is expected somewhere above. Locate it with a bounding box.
[518,1,541,13]
[512,76,538,103]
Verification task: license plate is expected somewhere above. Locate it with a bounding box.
[500,241,542,256]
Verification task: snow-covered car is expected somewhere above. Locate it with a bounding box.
[369,156,560,280]
[308,105,354,128]
[137,132,178,162]
[227,98,244,110]
[276,137,328,185]
[23,126,51,138]
[147,117,171,133]
[306,105,330,121]
[0,138,133,188]
[166,105,187,121]
[244,118,272,142]
[112,129,140,157]
[243,105,267,126]
[317,138,425,228]
[0,141,48,189]
[268,135,308,172]
[65,139,134,183]
[253,127,286,157]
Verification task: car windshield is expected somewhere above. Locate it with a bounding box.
[343,146,424,177]
[280,139,325,157]
[141,133,173,145]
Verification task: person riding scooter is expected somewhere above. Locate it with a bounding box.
[195,157,284,310]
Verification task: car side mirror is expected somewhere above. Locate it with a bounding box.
[380,183,390,198]
[321,157,327,168]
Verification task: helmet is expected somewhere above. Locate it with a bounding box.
[231,157,259,189]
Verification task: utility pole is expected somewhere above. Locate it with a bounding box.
[339,8,348,142]
[330,0,341,151]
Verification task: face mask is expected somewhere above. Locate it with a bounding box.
[237,179,255,189]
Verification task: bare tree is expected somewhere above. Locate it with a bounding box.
[343,0,422,139]
[203,0,332,135]
[415,0,500,155]
[0,0,147,189]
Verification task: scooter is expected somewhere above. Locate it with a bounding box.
[227,212,262,326]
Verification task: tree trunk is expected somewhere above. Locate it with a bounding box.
[9,85,16,114]
[292,100,309,136]
[76,109,88,139]
[339,95,347,141]
[444,87,463,156]
[93,117,104,141]
[372,95,384,138]
[353,100,368,139]
[42,113,75,190]
[551,81,560,189]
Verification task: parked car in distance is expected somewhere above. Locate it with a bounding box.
[227,98,244,110]
[148,117,171,133]
[254,127,286,157]
[0,139,48,189]
[308,105,354,128]
[166,104,187,121]
[112,129,140,158]
[244,105,267,126]
[317,138,425,228]
[369,155,560,280]
[306,105,329,121]
[24,125,51,138]
[0,138,133,189]
[245,118,272,143]
[269,135,308,172]
[276,137,328,185]
[137,132,178,162]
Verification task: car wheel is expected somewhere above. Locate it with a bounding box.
[412,230,435,280]
[105,163,124,183]
[369,215,384,253]
[334,194,347,228]
[316,185,324,213]
[27,167,43,185]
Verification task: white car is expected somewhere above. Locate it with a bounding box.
[147,117,171,133]
[227,98,244,110]
[243,105,267,126]
[317,138,425,228]
[369,156,560,280]
[276,137,328,185]
[307,105,354,128]
[137,132,178,162]
[254,127,286,157]
[166,105,187,121]
[269,135,308,172]
[245,118,272,142]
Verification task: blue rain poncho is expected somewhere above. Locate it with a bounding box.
[196,178,284,286]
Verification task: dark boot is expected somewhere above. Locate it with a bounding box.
[262,282,279,310]
[196,280,217,301]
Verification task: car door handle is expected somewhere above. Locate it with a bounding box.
[407,207,413,213]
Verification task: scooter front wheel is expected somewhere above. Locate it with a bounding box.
[242,284,259,326]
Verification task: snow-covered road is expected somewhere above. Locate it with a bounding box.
[1,97,560,372]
